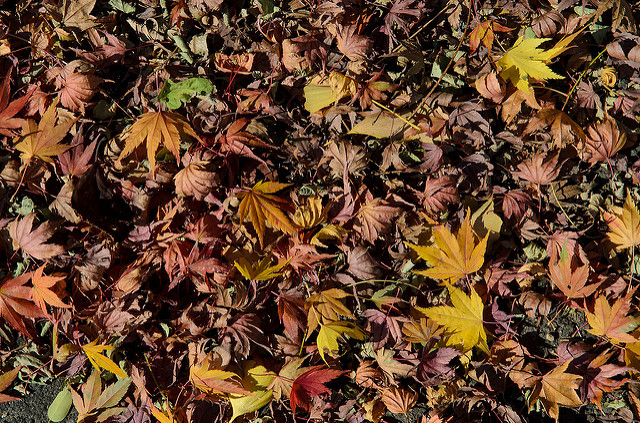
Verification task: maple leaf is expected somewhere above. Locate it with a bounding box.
[174,152,216,200]
[421,176,459,216]
[304,72,357,113]
[277,292,307,341]
[355,197,401,243]
[15,99,76,164]
[0,368,21,403]
[380,386,417,415]
[417,283,489,353]
[117,110,200,175]
[190,354,249,396]
[234,257,288,281]
[407,211,488,283]
[228,363,274,422]
[336,24,372,61]
[8,213,64,261]
[526,108,587,149]
[0,68,33,136]
[268,357,306,401]
[581,351,628,410]
[469,19,512,53]
[81,339,128,378]
[0,272,44,338]
[290,365,345,415]
[548,246,598,300]
[524,361,583,420]
[497,36,564,93]
[57,0,99,30]
[583,115,627,165]
[316,320,366,363]
[47,60,102,113]
[586,294,639,343]
[602,193,640,251]
[69,368,131,421]
[306,288,354,334]
[29,265,70,316]
[236,181,296,248]
[374,348,415,379]
[514,152,561,186]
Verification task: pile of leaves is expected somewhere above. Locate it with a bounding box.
[2,0,640,422]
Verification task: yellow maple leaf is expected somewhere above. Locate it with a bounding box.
[234,257,288,281]
[228,363,275,422]
[496,31,580,94]
[15,99,76,164]
[305,288,354,333]
[417,283,488,353]
[189,354,249,396]
[603,193,640,251]
[236,181,296,248]
[117,110,200,175]
[81,339,127,379]
[316,320,366,363]
[304,72,357,113]
[407,211,488,283]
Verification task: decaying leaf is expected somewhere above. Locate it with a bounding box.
[603,193,640,251]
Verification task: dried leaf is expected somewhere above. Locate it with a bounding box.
[587,293,639,343]
[81,339,128,379]
[380,387,417,414]
[9,213,64,261]
[603,193,640,251]
[236,181,296,248]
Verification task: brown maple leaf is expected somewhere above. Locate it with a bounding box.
[236,181,296,248]
[15,99,76,164]
[277,291,307,341]
[0,272,45,339]
[526,108,586,149]
[174,151,216,200]
[8,213,64,261]
[0,68,33,136]
[514,152,561,186]
[583,115,627,165]
[56,0,99,30]
[528,362,583,420]
[421,176,459,216]
[495,187,531,222]
[336,24,372,61]
[380,386,417,415]
[47,60,102,113]
[117,110,200,175]
[355,196,400,243]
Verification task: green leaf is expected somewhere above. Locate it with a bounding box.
[48,387,73,422]
[158,78,214,110]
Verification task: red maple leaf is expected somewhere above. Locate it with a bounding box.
[290,365,345,415]
[0,272,45,339]
[0,67,34,136]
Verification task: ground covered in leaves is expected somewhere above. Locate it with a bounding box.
[2,0,640,422]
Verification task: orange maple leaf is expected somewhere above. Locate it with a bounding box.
[0,67,33,136]
[523,361,583,420]
[602,193,640,251]
[14,99,76,164]
[236,181,296,248]
[117,110,200,175]
[548,246,598,300]
[586,293,639,344]
[29,265,70,316]
[407,211,488,283]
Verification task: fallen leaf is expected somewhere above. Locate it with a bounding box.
[336,24,371,61]
[117,110,201,175]
[81,339,128,379]
[603,193,640,251]
[316,320,366,363]
[234,257,288,281]
[190,354,249,396]
[0,68,33,136]
[587,293,639,344]
[380,386,417,414]
[236,181,296,248]
[526,361,583,420]
[15,99,76,164]
[228,363,274,422]
[290,365,345,415]
[417,283,489,353]
[9,213,64,261]
[306,288,354,334]
[57,0,99,30]
[0,272,44,338]
[29,265,70,316]
[407,211,488,283]
[355,197,400,243]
